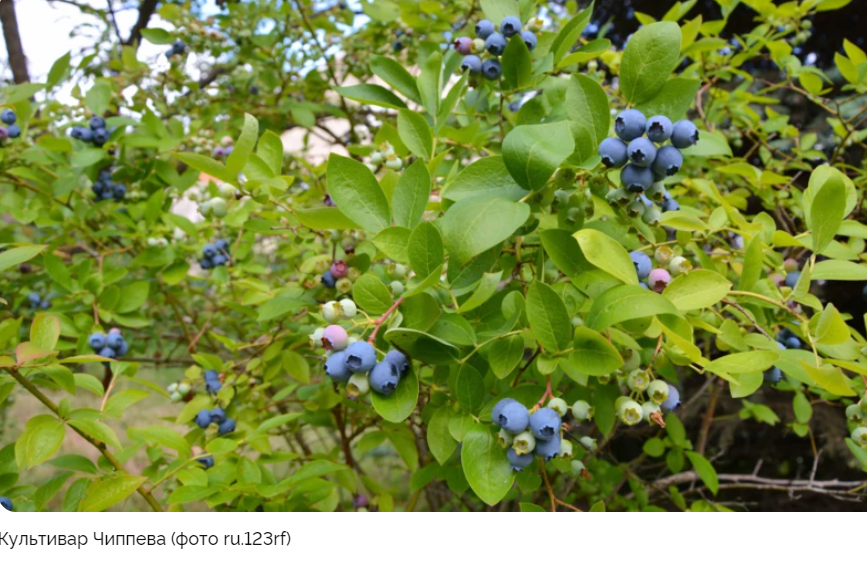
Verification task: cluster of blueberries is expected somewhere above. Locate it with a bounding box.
[366,142,403,173]
[91,168,127,202]
[70,116,113,147]
[763,328,803,384]
[194,406,236,435]
[167,381,192,402]
[88,328,130,359]
[0,109,21,141]
[599,109,698,194]
[203,369,223,395]
[0,496,12,512]
[629,248,692,293]
[323,330,409,397]
[27,292,52,310]
[492,399,570,471]
[200,239,231,269]
[166,40,186,58]
[458,16,539,80]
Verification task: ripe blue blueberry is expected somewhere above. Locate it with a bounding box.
[629,251,652,279]
[491,398,518,425]
[500,16,522,37]
[660,194,680,212]
[614,109,647,141]
[507,447,534,471]
[203,243,217,258]
[99,347,116,359]
[112,184,126,201]
[627,137,657,167]
[661,384,681,412]
[211,407,226,423]
[90,116,106,130]
[215,239,230,253]
[671,120,699,148]
[652,145,683,177]
[1,109,16,125]
[117,339,129,356]
[344,341,377,373]
[785,271,800,289]
[481,59,502,80]
[172,40,186,54]
[475,19,495,39]
[645,115,672,142]
[195,409,212,429]
[485,33,507,56]
[321,270,336,288]
[529,407,561,441]
[598,137,628,168]
[460,54,482,75]
[218,418,236,435]
[204,369,220,382]
[384,349,409,376]
[0,496,12,511]
[620,163,654,192]
[520,30,537,51]
[80,128,94,142]
[206,379,222,395]
[88,333,106,350]
[764,367,782,384]
[784,336,802,349]
[534,434,561,460]
[70,126,84,139]
[106,332,124,350]
[212,254,228,267]
[197,456,214,469]
[93,128,109,145]
[497,401,530,434]
[369,361,400,395]
[325,350,352,382]
[7,124,20,138]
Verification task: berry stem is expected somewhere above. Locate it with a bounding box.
[367,297,404,344]
[535,377,554,408]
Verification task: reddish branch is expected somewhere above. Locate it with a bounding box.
[368,297,403,343]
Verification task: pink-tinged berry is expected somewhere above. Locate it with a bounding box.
[322,324,349,350]
[647,268,671,293]
[330,260,348,279]
[453,36,472,55]
[783,258,799,273]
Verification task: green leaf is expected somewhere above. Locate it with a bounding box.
[392,159,431,229]
[79,475,146,512]
[103,390,150,419]
[442,156,528,202]
[226,113,259,176]
[635,78,702,121]
[335,84,407,109]
[620,21,682,104]
[0,244,47,273]
[417,52,443,116]
[685,451,719,495]
[34,472,74,511]
[502,122,575,191]
[798,360,856,397]
[569,326,623,377]
[812,260,867,281]
[815,303,850,345]
[480,0,519,23]
[384,328,459,365]
[256,130,284,175]
[371,370,419,422]
[68,419,122,449]
[326,154,390,233]
[551,2,595,64]
[85,80,112,116]
[441,196,530,264]
[115,281,150,314]
[502,36,532,89]
[372,226,411,262]
[427,407,458,464]
[706,351,779,375]
[127,425,190,453]
[397,110,433,160]
[408,221,444,280]
[140,28,172,45]
[808,170,847,254]
[369,55,422,104]
[16,415,65,469]
[527,281,572,353]
[455,363,485,413]
[574,229,637,285]
[30,313,60,351]
[586,285,679,330]
[294,207,359,231]
[175,152,234,184]
[353,274,393,314]
[488,335,525,378]
[461,424,515,506]
[565,74,610,166]
[457,271,502,313]
[662,269,732,311]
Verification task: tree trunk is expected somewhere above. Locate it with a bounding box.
[0,0,29,84]
[124,0,160,49]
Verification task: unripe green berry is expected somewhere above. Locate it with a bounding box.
[618,399,642,425]
[571,400,593,421]
[210,197,228,218]
[668,256,691,276]
[512,430,536,455]
[648,380,669,405]
[347,267,362,281]
[347,373,370,397]
[370,151,384,165]
[170,391,182,402]
[559,439,574,458]
[570,459,586,477]
[846,403,863,422]
[336,278,353,294]
[498,428,514,448]
[322,301,340,322]
[859,398,867,416]
[310,327,325,347]
[579,436,597,452]
[654,245,674,264]
[390,280,404,296]
[548,397,568,417]
[168,383,178,393]
[385,157,403,171]
[627,369,650,392]
[853,426,867,447]
[641,401,661,421]
[178,383,190,395]
[147,237,158,247]
[392,263,407,279]
[218,184,237,199]
[339,299,357,318]
[622,348,641,371]
[587,60,598,72]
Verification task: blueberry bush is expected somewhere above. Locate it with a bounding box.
[1,0,867,513]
